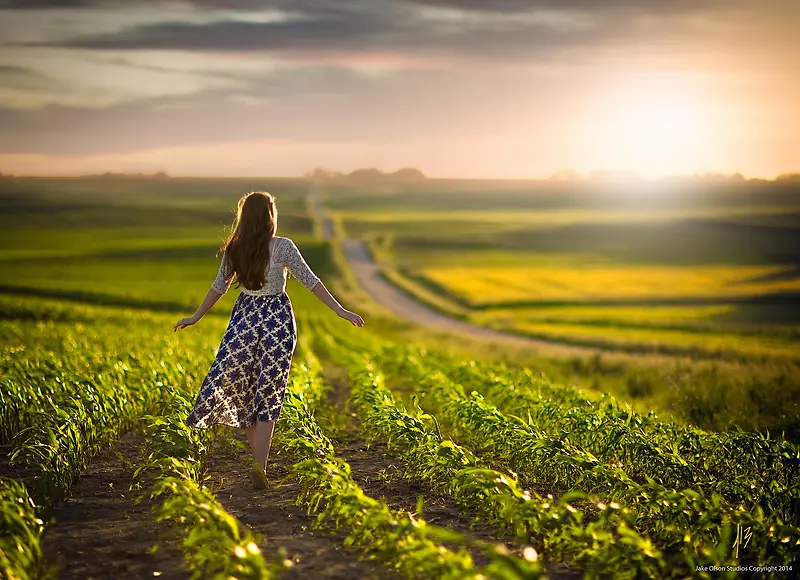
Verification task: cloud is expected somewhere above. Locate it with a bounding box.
[6,0,794,70]
[0,0,796,179]
[11,0,781,66]
[58,16,400,53]
[0,64,63,91]
[14,4,623,63]
[0,0,377,11]
[0,0,97,7]
[0,58,569,156]
[0,0,738,11]
[0,64,33,74]
[0,64,86,108]
[0,45,252,109]
[406,0,735,12]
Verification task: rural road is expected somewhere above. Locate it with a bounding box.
[309,188,597,355]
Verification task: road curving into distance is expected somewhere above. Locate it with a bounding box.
[310,186,598,356]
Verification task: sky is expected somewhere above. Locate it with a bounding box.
[0,0,797,179]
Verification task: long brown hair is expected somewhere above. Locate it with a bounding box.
[220,191,278,291]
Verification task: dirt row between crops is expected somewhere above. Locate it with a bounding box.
[35,364,580,580]
[205,432,393,580]
[41,431,188,580]
[37,427,393,580]
[317,363,504,569]
[316,359,581,580]
[205,362,517,578]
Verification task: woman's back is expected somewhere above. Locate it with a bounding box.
[211,236,320,296]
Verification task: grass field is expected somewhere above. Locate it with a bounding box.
[324,176,800,440]
[1,176,799,578]
[340,204,800,232]
[486,319,800,360]
[328,178,800,365]
[417,264,800,305]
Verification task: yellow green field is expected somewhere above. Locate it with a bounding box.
[418,264,800,306]
[473,304,733,325]
[331,179,800,363]
[480,318,800,360]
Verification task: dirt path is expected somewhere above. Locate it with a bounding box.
[316,364,515,567]
[340,238,599,356]
[42,431,188,580]
[309,184,336,240]
[205,431,395,580]
[308,188,600,357]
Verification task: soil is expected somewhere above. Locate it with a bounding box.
[41,430,189,580]
[318,363,509,564]
[336,437,507,566]
[316,360,582,579]
[205,432,396,580]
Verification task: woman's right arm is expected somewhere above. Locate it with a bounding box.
[311,281,365,327]
[175,252,232,331]
[285,239,364,327]
[175,288,225,331]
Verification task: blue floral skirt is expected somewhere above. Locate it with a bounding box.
[186,292,297,429]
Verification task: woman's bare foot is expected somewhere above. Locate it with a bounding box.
[250,460,267,490]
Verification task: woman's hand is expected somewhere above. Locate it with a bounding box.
[174,316,198,332]
[339,310,365,327]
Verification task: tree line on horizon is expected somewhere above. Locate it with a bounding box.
[0,167,798,183]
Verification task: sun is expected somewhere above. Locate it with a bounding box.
[618,95,708,177]
[586,81,716,179]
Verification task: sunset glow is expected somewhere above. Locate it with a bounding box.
[619,97,705,175]
[0,1,796,179]
[600,89,714,178]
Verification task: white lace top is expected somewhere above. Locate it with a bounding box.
[210,236,320,296]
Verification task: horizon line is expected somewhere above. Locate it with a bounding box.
[2,170,799,182]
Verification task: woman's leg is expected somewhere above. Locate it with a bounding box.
[245,425,256,451]
[251,420,276,469]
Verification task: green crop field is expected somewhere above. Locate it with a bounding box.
[1,176,799,579]
[328,179,800,364]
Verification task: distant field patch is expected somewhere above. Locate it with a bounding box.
[498,320,800,360]
[0,226,327,308]
[417,264,800,306]
[473,304,733,326]
[0,227,223,260]
[341,204,797,229]
[705,212,800,230]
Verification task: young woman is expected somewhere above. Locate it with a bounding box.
[174,191,364,489]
